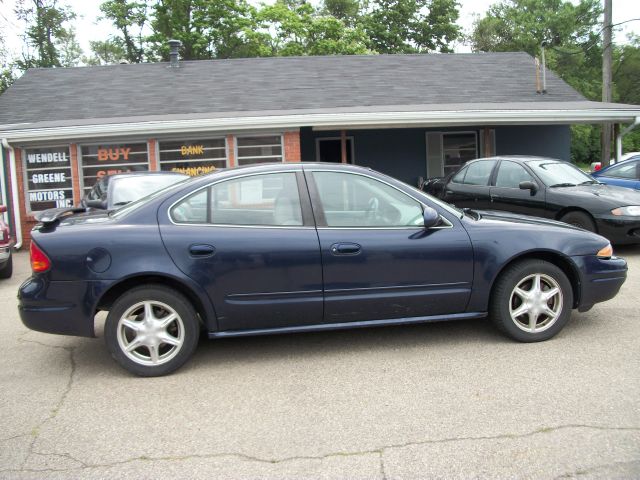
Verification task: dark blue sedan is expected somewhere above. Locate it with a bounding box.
[19,163,627,376]
[592,156,640,190]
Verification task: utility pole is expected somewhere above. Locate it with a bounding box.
[601,0,613,166]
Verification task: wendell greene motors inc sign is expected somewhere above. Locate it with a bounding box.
[24,147,74,212]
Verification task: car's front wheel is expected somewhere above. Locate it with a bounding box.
[105,286,200,376]
[489,259,573,342]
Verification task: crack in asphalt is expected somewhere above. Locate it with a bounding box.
[15,334,78,471]
[554,459,640,479]
[378,451,388,480]
[2,423,639,475]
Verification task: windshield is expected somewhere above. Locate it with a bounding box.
[526,160,594,187]
[110,175,188,207]
[111,176,193,218]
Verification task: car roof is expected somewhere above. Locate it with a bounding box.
[468,155,564,164]
[106,171,190,180]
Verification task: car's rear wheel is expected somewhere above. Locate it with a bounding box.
[560,211,596,232]
[489,260,573,342]
[105,286,200,376]
[0,253,12,279]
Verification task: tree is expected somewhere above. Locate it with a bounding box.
[58,27,83,67]
[322,0,360,24]
[83,39,128,65]
[99,0,147,63]
[362,0,461,54]
[15,0,78,69]
[470,0,601,55]
[255,0,369,56]
[0,21,16,93]
[614,36,640,153]
[469,0,605,164]
[146,0,262,60]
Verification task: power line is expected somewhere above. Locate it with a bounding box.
[551,18,640,55]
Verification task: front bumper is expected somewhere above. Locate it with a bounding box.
[595,214,640,245]
[18,276,110,337]
[571,254,627,311]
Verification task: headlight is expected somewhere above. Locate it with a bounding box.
[597,244,613,259]
[611,206,640,216]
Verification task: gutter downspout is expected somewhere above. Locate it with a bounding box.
[616,116,640,162]
[1,138,23,249]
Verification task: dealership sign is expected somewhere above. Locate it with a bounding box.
[159,139,227,175]
[24,147,74,212]
[80,143,149,193]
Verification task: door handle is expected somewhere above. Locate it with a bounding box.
[189,244,216,257]
[330,243,361,255]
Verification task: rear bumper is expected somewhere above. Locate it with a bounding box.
[595,214,640,245]
[18,276,110,337]
[571,255,627,310]
[0,244,12,262]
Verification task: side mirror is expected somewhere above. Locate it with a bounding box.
[519,181,538,195]
[85,199,107,209]
[422,206,440,229]
[0,205,6,214]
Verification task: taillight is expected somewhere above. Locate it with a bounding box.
[30,241,51,273]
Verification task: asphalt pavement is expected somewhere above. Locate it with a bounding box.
[1,248,639,479]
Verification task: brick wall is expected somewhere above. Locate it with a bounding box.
[227,135,236,167]
[148,139,158,170]
[284,130,301,162]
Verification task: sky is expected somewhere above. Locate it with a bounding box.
[1,0,639,59]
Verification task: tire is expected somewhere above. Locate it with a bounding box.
[104,285,200,376]
[489,259,573,342]
[560,211,596,232]
[0,253,12,279]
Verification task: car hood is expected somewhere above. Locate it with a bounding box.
[463,209,610,256]
[475,210,583,231]
[550,183,640,206]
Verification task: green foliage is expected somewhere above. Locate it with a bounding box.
[363,0,461,53]
[468,0,638,165]
[84,40,128,65]
[470,0,601,55]
[613,36,640,106]
[15,0,77,69]
[322,0,360,24]
[0,27,16,94]
[255,0,369,56]
[99,0,147,63]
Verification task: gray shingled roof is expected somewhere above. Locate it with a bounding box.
[0,52,586,127]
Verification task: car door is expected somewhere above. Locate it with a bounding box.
[158,170,323,332]
[442,160,496,210]
[488,160,548,217]
[596,161,640,190]
[306,168,474,324]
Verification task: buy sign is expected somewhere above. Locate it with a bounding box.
[97,147,131,162]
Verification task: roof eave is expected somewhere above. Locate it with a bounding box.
[2,108,639,143]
